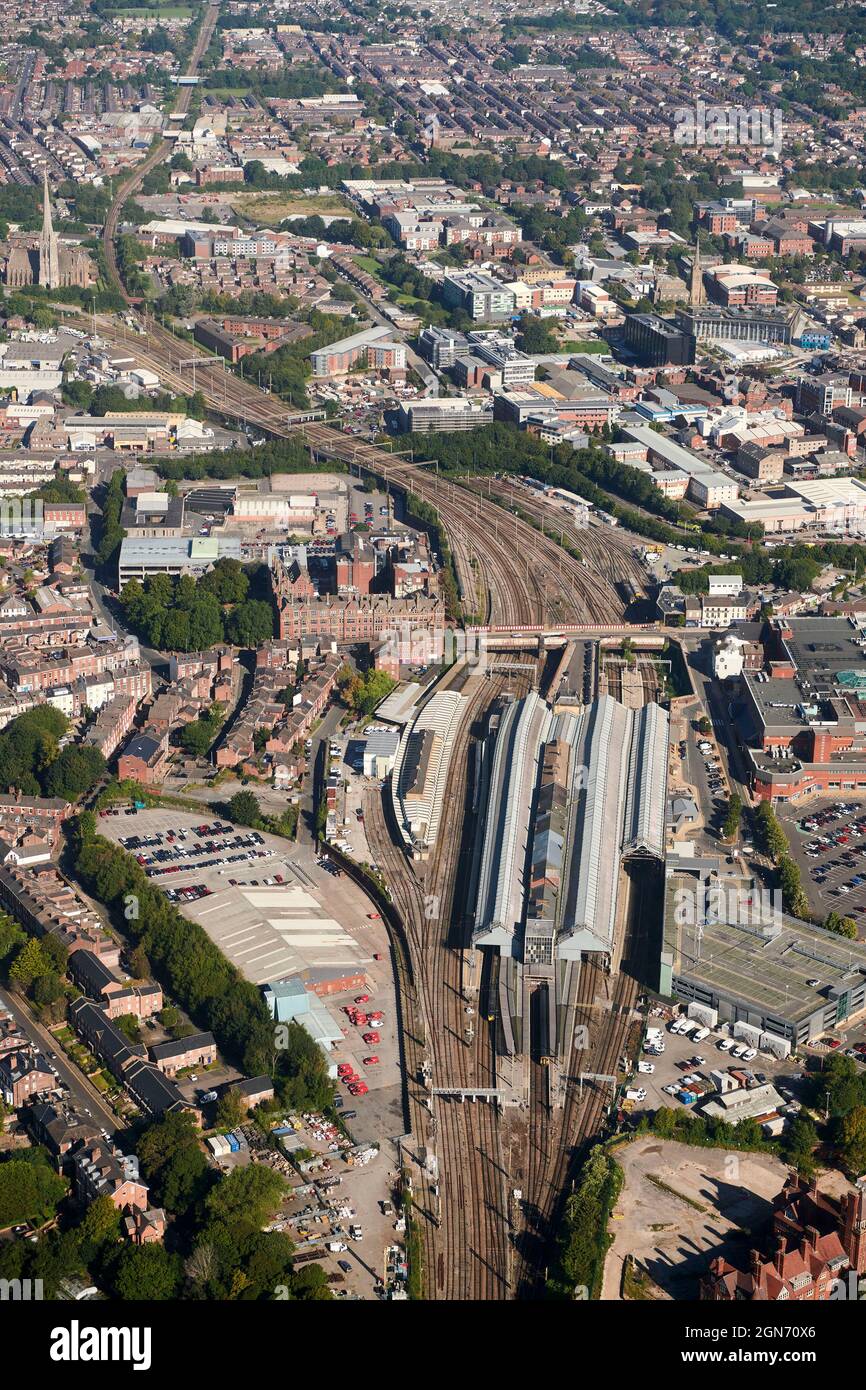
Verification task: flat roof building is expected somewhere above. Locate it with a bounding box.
[118,535,243,587]
[662,858,866,1047]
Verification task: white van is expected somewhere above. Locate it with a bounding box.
[731,1044,748,1059]
[691,1026,710,1043]
[718,1038,734,1051]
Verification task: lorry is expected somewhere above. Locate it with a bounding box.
[328,1241,348,1252]
[625,1087,647,1102]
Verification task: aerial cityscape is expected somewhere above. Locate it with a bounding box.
[3,0,866,1346]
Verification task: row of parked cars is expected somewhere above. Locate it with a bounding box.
[697,738,727,797]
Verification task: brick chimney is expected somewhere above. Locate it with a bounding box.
[774,1237,787,1275]
[843,1183,866,1274]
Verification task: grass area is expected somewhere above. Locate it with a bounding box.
[353,255,383,277]
[623,1258,665,1300]
[560,339,609,354]
[228,192,351,225]
[194,87,248,100]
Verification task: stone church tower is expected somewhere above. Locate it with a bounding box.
[690,240,705,308]
[3,170,92,290]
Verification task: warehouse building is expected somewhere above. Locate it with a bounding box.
[118,535,243,587]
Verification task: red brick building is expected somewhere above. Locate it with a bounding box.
[702,1173,866,1299]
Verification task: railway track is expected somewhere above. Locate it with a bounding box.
[102,3,220,296]
[363,672,527,1299]
[511,878,645,1298]
[94,27,659,1301]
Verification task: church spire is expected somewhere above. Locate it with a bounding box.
[41,167,53,238]
[38,168,61,289]
[690,238,705,308]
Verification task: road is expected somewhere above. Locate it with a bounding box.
[297,701,345,853]
[0,986,117,1135]
[330,260,439,395]
[103,2,220,298]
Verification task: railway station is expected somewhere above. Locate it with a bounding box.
[390,689,467,859]
[470,687,669,1083]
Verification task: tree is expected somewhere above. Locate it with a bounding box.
[291,1262,333,1300]
[337,667,396,719]
[227,791,262,828]
[115,1014,142,1044]
[77,1193,122,1264]
[825,911,857,940]
[113,1243,182,1301]
[9,938,50,991]
[0,913,25,979]
[722,793,742,841]
[225,599,274,647]
[129,943,151,979]
[0,1152,66,1226]
[137,1112,208,1214]
[274,1020,334,1113]
[783,1113,818,1176]
[839,1105,866,1176]
[32,971,63,1008]
[181,707,224,757]
[203,1164,286,1231]
[778,854,809,918]
[811,1053,865,1119]
[215,1088,247,1130]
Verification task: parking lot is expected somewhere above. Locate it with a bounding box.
[628,1013,798,1114]
[673,722,733,846]
[779,798,866,938]
[100,808,405,1143]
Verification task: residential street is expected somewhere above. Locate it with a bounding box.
[0,985,117,1135]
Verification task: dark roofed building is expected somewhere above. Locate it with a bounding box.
[26,1101,101,1162]
[150,1031,216,1076]
[402,728,437,799]
[230,1075,275,1109]
[117,727,169,787]
[124,1060,188,1118]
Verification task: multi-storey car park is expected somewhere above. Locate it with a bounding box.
[662,856,866,1051]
